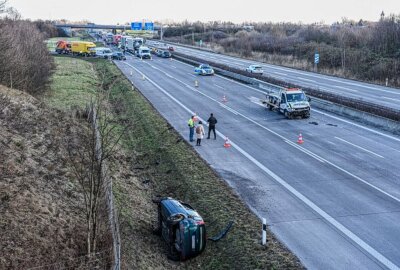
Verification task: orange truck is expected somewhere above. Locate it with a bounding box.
[55,40,71,54]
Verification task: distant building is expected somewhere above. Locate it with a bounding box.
[242,25,254,31]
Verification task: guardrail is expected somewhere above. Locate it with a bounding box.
[172,52,400,122]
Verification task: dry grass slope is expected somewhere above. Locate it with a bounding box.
[0,85,88,269]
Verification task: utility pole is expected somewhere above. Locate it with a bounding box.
[160,25,163,41]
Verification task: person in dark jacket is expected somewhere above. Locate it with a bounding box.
[207,113,217,140]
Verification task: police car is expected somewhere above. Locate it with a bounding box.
[194,64,214,76]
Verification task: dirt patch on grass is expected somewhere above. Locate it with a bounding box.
[89,60,304,269]
[0,85,89,269]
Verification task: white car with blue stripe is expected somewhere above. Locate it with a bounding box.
[194,64,214,76]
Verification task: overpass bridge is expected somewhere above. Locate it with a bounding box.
[55,23,160,35]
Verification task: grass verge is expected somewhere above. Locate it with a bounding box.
[44,56,97,111]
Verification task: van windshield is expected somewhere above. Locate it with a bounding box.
[286,93,307,102]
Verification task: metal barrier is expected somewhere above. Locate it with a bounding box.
[172,52,400,122]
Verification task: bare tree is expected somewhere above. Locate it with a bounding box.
[0,0,7,14]
[67,91,128,256]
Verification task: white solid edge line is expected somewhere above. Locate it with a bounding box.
[123,61,399,270]
[312,108,400,143]
[382,96,400,102]
[334,137,384,158]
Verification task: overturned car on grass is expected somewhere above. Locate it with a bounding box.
[153,197,206,261]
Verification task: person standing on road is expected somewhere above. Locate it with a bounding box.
[188,115,195,142]
[196,121,205,146]
[207,113,217,140]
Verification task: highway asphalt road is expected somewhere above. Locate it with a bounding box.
[149,41,400,111]
[114,53,400,270]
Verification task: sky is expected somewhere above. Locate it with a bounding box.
[7,0,400,25]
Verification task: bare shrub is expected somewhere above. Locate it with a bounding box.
[0,19,55,94]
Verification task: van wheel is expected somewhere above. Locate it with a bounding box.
[284,110,291,119]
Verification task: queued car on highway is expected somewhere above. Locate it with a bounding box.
[161,50,172,58]
[194,64,214,75]
[138,46,152,59]
[95,47,113,59]
[156,49,164,57]
[111,51,126,60]
[246,64,264,74]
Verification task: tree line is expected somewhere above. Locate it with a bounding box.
[162,15,400,86]
[0,1,62,94]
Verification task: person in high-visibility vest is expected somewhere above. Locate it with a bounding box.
[188,116,195,142]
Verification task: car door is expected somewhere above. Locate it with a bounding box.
[279,93,287,112]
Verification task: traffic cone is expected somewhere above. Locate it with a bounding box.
[297,133,304,144]
[224,137,231,148]
[130,70,133,76]
[193,113,198,122]
[142,74,146,80]
[194,80,199,87]
[222,95,228,103]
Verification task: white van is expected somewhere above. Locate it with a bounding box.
[138,46,151,59]
[95,47,113,59]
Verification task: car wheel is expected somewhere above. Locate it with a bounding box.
[175,227,185,260]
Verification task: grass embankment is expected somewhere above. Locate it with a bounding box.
[0,59,96,268]
[44,56,97,110]
[45,55,302,269]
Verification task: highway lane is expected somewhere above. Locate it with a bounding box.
[116,55,400,269]
[150,41,400,110]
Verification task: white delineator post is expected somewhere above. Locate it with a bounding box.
[262,218,267,246]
